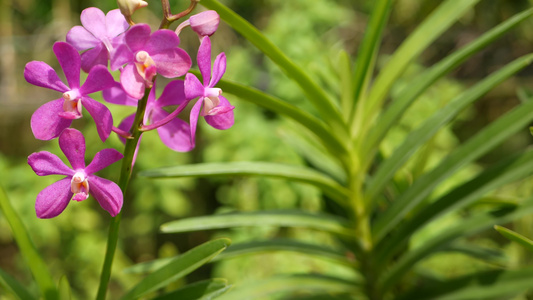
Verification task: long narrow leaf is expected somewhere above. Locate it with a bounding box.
[380,195,533,291]
[140,161,350,206]
[160,210,353,237]
[153,279,230,300]
[0,267,36,300]
[362,8,533,165]
[120,238,230,300]
[366,53,533,208]
[0,185,57,300]
[199,0,347,135]
[494,225,533,253]
[372,94,533,241]
[352,0,480,135]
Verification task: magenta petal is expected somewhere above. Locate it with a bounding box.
[80,7,106,38]
[28,151,74,176]
[85,148,123,174]
[118,114,136,144]
[59,128,86,170]
[53,42,81,89]
[66,25,99,51]
[35,178,73,219]
[153,109,193,152]
[125,24,151,52]
[88,175,123,217]
[110,44,133,70]
[157,80,186,107]
[102,82,139,106]
[24,62,68,92]
[106,9,129,37]
[80,44,109,73]
[81,97,113,142]
[184,73,204,100]
[189,11,220,37]
[120,64,145,99]
[197,36,212,85]
[152,48,192,78]
[31,99,72,140]
[189,99,203,149]
[80,65,115,94]
[209,52,226,87]
[204,96,234,130]
[145,29,180,53]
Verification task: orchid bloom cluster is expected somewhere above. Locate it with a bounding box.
[26,5,233,218]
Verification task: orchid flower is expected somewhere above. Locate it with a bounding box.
[175,10,220,39]
[24,42,116,141]
[184,36,234,148]
[110,24,192,99]
[66,7,129,73]
[28,129,123,218]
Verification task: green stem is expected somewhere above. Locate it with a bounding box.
[95,87,150,300]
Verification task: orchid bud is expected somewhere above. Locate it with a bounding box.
[117,0,148,24]
[176,10,220,38]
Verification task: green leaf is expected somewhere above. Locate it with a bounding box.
[396,267,533,300]
[160,210,353,237]
[362,8,533,164]
[366,53,533,210]
[494,225,533,253]
[120,238,230,300]
[0,185,58,300]
[376,148,533,266]
[58,276,71,300]
[441,242,507,265]
[339,50,354,121]
[153,279,231,300]
[352,0,480,135]
[214,274,361,300]
[140,162,350,206]
[199,0,347,137]
[372,93,533,241]
[0,267,36,300]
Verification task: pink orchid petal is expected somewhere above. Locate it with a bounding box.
[189,10,220,37]
[145,29,180,53]
[110,44,133,70]
[85,148,123,174]
[80,65,115,95]
[120,64,146,99]
[59,128,86,170]
[209,52,226,87]
[118,114,136,144]
[189,99,203,149]
[31,99,72,140]
[80,44,109,73]
[156,80,186,107]
[35,178,73,219]
[153,108,193,152]
[184,73,204,100]
[125,24,151,52]
[81,97,113,142]
[204,96,234,130]
[28,151,74,176]
[106,9,129,38]
[152,48,192,78]
[197,36,212,85]
[102,82,139,106]
[88,175,123,217]
[53,42,80,89]
[24,61,68,92]
[66,25,99,51]
[80,7,107,38]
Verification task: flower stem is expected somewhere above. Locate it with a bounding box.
[160,0,199,29]
[95,87,151,300]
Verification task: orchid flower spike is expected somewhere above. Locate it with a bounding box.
[117,0,148,25]
[24,42,116,141]
[110,24,192,99]
[184,36,234,149]
[175,10,220,39]
[66,7,129,73]
[28,129,123,218]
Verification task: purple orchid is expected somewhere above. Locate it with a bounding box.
[28,128,123,218]
[24,42,116,141]
[66,7,129,73]
[103,80,193,152]
[110,24,192,99]
[184,36,234,148]
[175,10,220,38]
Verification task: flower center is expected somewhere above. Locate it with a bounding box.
[60,89,83,119]
[71,171,89,201]
[201,88,222,116]
[134,51,157,88]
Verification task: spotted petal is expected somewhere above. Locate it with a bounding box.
[88,175,123,217]
[35,178,73,219]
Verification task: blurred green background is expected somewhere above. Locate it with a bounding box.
[2,0,533,298]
